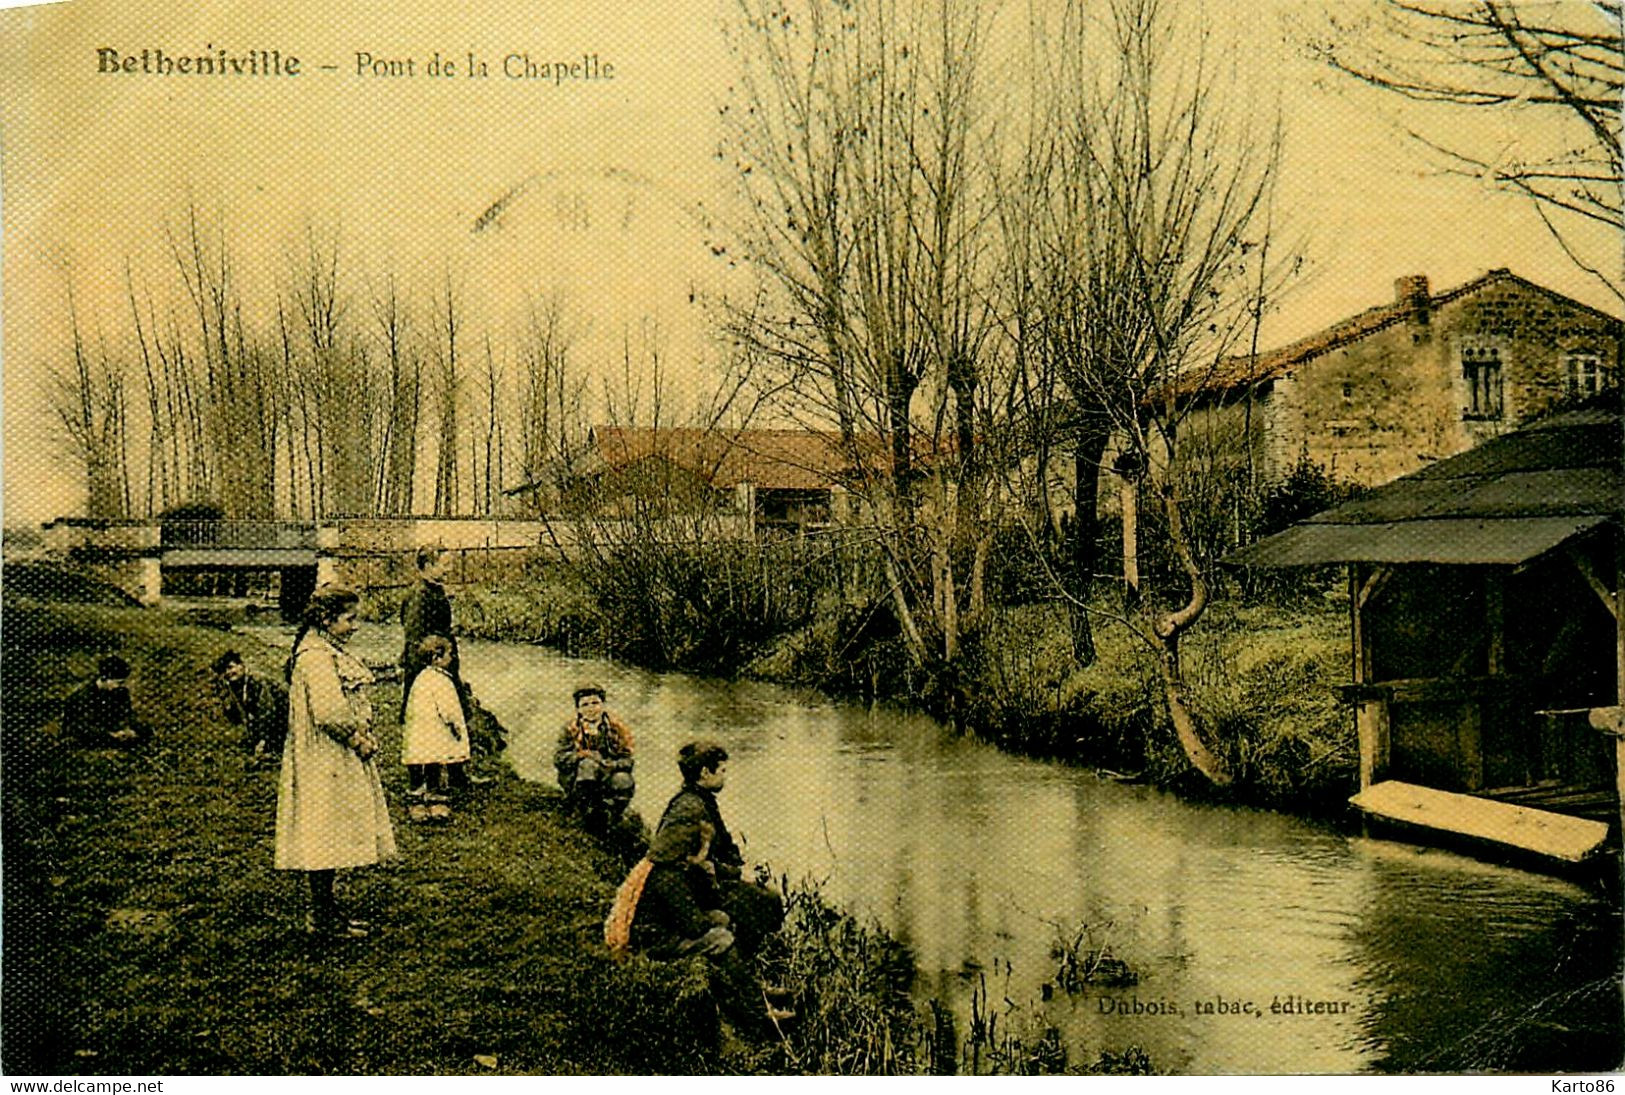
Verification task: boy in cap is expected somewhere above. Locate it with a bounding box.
[212,649,288,765]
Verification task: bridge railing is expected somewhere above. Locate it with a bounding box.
[159,520,317,549]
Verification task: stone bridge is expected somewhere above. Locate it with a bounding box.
[35,512,761,610]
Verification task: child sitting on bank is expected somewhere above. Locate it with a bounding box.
[605,819,793,1029]
[62,655,151,747]
[212,650,288,766]
[401,635,468,824]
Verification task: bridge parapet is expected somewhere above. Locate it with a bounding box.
[161,520,316,549]
[42,518,160,556]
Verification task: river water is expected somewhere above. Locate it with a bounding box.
[330,623,1622,1073]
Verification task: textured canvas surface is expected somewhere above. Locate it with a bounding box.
[1,0,1620,1079]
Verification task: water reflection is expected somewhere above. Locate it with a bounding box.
[1343,838,1621,1072]
[279,624,1621,1073]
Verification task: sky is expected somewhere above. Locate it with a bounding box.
[1,0,1618,525]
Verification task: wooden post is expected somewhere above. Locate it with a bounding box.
[1352,563,1393,791]
[138,556,162,606]
[1352,564,1376,791]
[1459,696,1485,792]
[1568,541,1625,856]
[1121,471,1140,598]
[1479,567,1504,788]
[1485,569,1504,676]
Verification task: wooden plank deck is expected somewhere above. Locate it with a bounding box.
[1478,781,1619,824]
[1350,780,1611,864]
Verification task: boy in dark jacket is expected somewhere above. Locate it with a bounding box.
[62,656,150,747]
[212,650,288,764]
[632,820,733,958]
[654,740,783,958]
[625,819,793,1029]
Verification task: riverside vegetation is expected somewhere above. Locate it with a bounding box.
[2,596,1151,1075]
[362,547,1357,815]
[350,459,1362,816]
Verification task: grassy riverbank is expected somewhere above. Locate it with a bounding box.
[1,598,1148,1076]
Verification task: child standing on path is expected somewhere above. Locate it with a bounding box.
[401,635,469,824]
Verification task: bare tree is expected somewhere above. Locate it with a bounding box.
[474,333,505,514]
[166,205,277,518]
[430,270,464,517]
[1308,0,1623,301]
[126,261,169,515]
[1029,0,1289,784]
[513,293,586,513]
[367,273,422,515]
[46,269,129,518]
[273,298,321,517]
[722,0,1006,677]
[153,299,211,507]
[287,225,374,517]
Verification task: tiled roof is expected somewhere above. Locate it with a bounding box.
[584,427,876,491]
[1176,269,1617,400]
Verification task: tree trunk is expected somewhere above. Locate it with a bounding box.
[1149,477,1231,785]
[1067,427,1110,665]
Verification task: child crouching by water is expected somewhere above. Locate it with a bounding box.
[605,819,793,1030]
[401,635,467,824]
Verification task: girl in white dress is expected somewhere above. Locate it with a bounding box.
[401,634,469,823]
[275,585,396,938]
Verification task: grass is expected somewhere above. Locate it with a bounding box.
[0,599,750,1075]
[3,596,1151,1076]
[919,593,1357,811]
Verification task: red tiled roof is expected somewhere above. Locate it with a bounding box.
[1174,269,1619,400]
[585,427,878,491]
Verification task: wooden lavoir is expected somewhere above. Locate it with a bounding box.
[1229,405,1624,871]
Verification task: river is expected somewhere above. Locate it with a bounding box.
[335,623,1622,1073]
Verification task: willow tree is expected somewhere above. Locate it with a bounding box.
[1032,0,1289,784]
[722,0,1006,676]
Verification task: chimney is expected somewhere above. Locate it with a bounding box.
[1394,274,1430,324]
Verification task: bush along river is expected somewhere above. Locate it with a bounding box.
[326,623,1622,1074]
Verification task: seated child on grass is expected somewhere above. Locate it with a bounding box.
[212,650,288,764]
[62,655,150,747]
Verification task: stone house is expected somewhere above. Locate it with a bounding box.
[1177,268,1622,489]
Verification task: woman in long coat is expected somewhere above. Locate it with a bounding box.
[276,585,396,938]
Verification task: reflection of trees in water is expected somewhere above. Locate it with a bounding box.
[1348,852,1621,1071]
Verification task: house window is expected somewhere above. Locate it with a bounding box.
[1462,345,1503,419]
[1565,352,1603,398]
